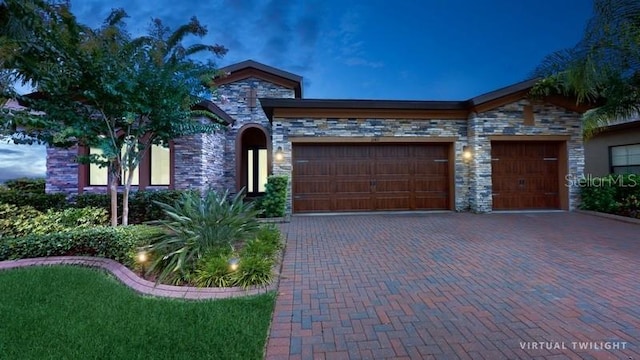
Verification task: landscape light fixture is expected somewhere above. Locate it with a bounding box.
[228,258,239,271]
[136,250,148,263]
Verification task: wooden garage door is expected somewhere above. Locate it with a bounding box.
[491,141,560,210]
[292,143,450,213]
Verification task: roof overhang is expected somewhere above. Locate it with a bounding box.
[192,100,235,125]
[259,98,469,120]
[261,78,595,121]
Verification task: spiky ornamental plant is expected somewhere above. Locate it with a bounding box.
[0,0,228,226]
[532,0,640,138]
[146,189,261,284]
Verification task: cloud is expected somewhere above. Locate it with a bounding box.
[0,148,21,155]
[328,8,385,69]
[0,143,46,182]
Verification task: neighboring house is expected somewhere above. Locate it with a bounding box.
[46,60,588,214]
[584,119,640,176]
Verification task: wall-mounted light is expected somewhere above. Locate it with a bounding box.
[462,145,472,161]
[274,146,284,162]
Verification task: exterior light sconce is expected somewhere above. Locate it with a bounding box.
[462,146,472,161]
[274,146,284,162]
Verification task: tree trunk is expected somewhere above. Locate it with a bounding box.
[122,168,136,226]
[108,167,118,227]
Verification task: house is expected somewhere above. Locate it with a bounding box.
[46,60,588,214]
[584,119,640,176]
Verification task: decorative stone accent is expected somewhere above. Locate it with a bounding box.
[213,77,295,193]
[173,120,227,194]
[468,100,583,212]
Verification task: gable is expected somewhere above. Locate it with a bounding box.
[215,60,303,98]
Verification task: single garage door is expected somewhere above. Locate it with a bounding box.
[292,143,450,213]
[491,141,560,210]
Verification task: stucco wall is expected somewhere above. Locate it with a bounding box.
[584,126,640,176]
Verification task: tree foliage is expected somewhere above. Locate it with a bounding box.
[0,0,228,225]
[532,0,640,137]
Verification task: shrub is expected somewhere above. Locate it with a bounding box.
[0,190,67,211]
[614,174,640,203]
[255,224,282,249]
[241,226,282,260]
[192,254,234,287]
[74,190,191,224]
[146,189,261,282]
[579,174,640,216]
[0,204,43,238]
[3,177,45,193]
[0,205,108,238]
[230,256,274,289]
[257,176,288,218]
[579,176,618,213]
[0,225,164,265]
[129,190,189,224]
[74,193,116,212]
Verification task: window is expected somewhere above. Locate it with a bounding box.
[87,144,171,187]
[150,144,170,185]
[88,148,108,186]
[247,148,268,194]
[610,144,640,174]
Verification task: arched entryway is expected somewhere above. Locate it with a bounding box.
[236,124,271,196]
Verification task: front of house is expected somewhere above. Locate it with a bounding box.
[46,60,586,214]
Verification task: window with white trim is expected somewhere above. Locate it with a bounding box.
[610,144,640,174]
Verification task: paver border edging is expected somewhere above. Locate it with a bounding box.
[577,210,640,225]
[0,256,277,300]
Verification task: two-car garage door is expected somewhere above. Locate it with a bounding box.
[292,143,451,213]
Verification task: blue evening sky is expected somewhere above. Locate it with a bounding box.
[1,0,594,181]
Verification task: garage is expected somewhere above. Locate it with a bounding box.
[491,141,563,210]
[292,143,451,213]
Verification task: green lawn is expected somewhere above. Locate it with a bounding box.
[0,266,276,360]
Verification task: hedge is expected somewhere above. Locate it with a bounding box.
[2,177,46,193]
[74,190,189,224]
[0,190,67,212]
[0,205,108,238]
[0,225,165,266]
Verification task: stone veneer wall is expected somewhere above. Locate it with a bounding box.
[213,77,295,193]
[45,146,79,195]
[271,118,470,213]
[173,118,226,194]
[468,99,583,212]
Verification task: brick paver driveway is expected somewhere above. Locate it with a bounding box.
[265,212,640,360]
